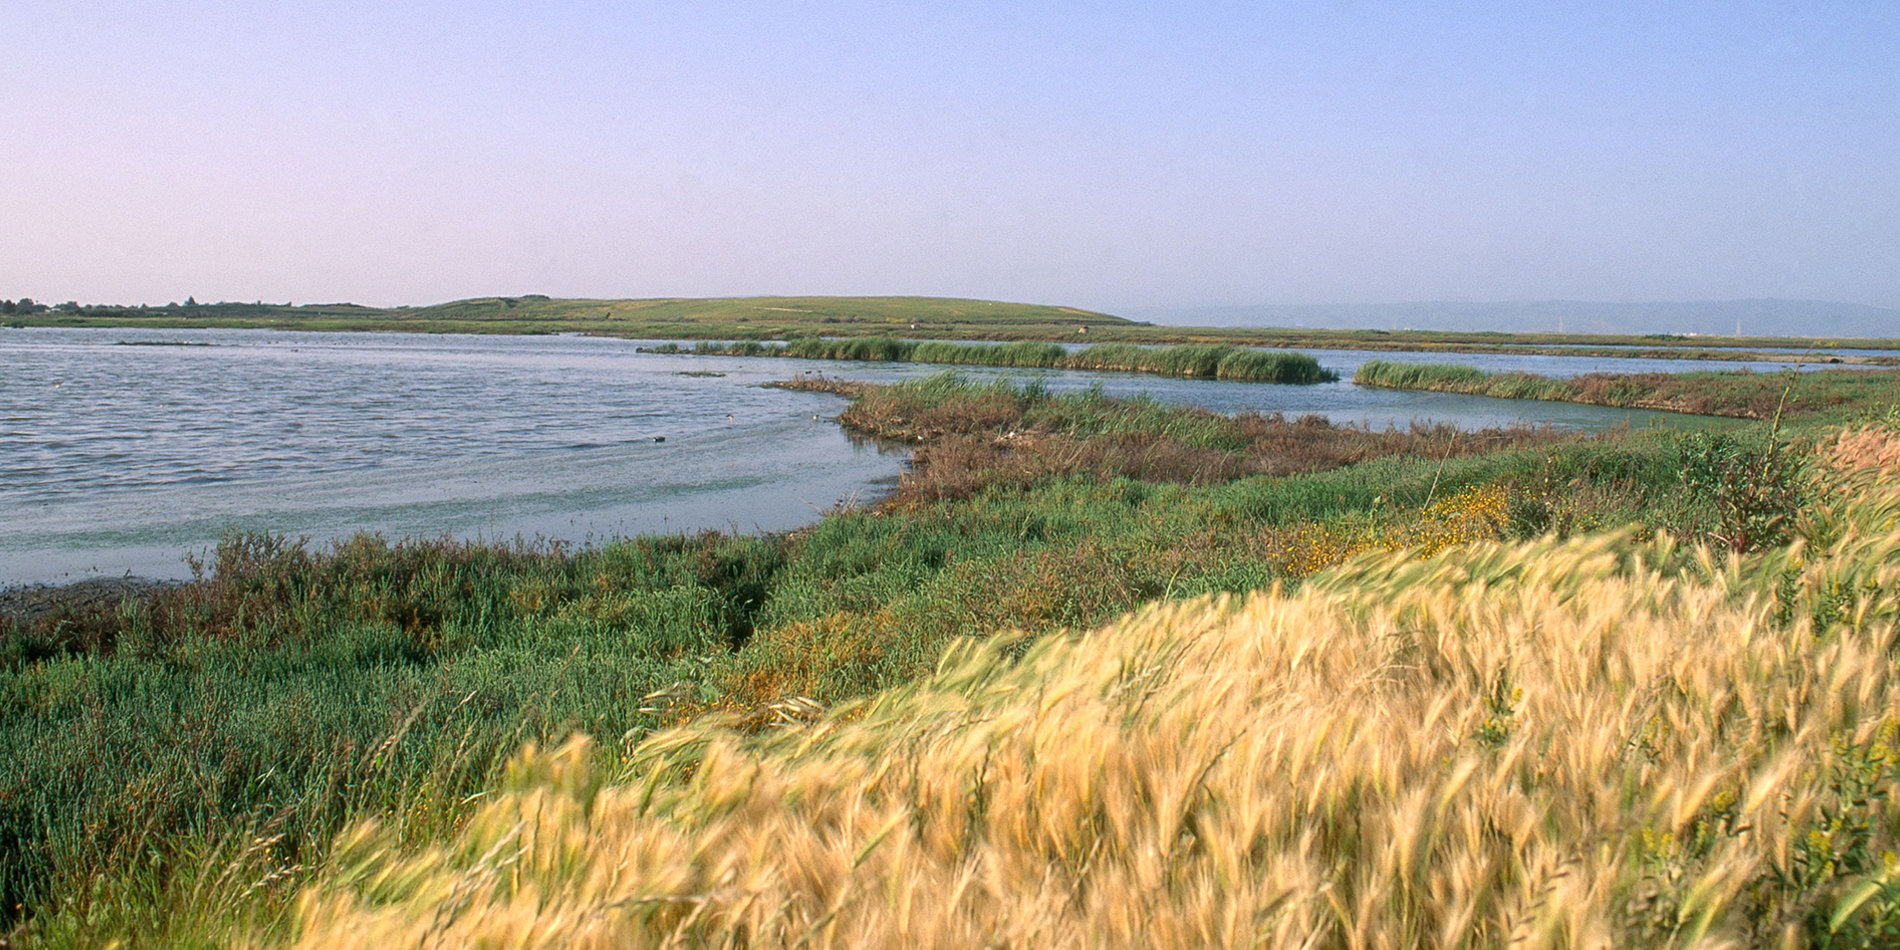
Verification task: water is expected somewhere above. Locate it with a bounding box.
[3,329,903,583]
[3,328,1731,584]
[1294,347,1867,377]
[809,360,1706,431]
[918,338,1871,371]
[1533,342,1900,361]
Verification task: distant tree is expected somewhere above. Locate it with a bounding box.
[1,300,15,315]
[17,297,35,312]
[184,296,197,307]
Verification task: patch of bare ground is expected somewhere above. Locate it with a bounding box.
[0,577,176,655]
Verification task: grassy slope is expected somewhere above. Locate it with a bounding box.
[209,429,1900,945]
[10,295,1899,361]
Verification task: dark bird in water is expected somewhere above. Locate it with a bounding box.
[654,436,666,443]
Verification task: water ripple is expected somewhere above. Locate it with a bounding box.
[0,326,1717,584]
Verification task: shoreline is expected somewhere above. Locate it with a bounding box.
[0,576,179,628]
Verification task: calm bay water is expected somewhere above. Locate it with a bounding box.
[4,328,1720,584]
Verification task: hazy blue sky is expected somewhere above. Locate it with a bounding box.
[4,1,1895,313]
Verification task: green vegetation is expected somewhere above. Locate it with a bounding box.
[782,373,1555,504]
[261,436,1900,947]
[7,296,1130,342]
[647,338,1339,383]
[1,298,49,315]
[912,339,1067,367]
[1356,359,1900,421]
[12,294,1898,364]
[8,372,1886,946]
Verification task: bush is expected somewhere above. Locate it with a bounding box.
[1678,430,1808,552]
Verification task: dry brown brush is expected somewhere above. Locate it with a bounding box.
[1826,424,1900,473]
[780,373,1565,508]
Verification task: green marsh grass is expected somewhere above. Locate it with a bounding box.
[1356,359,1900,421]
[649,339,1340,383]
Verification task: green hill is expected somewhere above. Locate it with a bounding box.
[12,295,1134,340]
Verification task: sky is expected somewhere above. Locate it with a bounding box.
[3,1,1896,315]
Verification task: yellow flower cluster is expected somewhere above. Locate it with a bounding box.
[1267,484,1515,577]
[1410,484,1513,557]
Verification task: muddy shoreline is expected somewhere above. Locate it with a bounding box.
[0,577,179,629]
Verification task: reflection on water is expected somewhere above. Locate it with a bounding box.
[2,328,1726,584]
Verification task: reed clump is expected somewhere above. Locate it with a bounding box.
[910,339,1068,368]
[1355,359,1900,421]
[648,338,1339,383]
[260,442,1900,948]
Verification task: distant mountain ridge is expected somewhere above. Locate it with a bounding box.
[1135,300,1900,339]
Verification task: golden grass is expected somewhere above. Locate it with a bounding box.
[1825,425,1900,473]
[251,442,1900,948]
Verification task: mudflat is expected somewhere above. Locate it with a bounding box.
[0,576,174,628]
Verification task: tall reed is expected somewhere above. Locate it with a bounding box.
[647,339,1338,383]
[1355,360,1900,421]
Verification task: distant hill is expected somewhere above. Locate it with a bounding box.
[1136,300,1900,339]
[13,295,1135,340]
[19,295,1897,352]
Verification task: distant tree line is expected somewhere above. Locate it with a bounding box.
[1,298,49,314]
[0,297,233,316]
